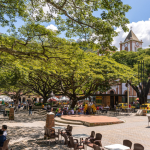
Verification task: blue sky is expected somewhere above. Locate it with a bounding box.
[1,0,150,49]
[120,0,150,22]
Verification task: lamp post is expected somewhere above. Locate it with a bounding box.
[127,81,129,110]
[138,60,145,107]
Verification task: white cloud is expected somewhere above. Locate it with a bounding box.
[43,4,57,17]
[46,24,58,31]
[112,18,150,51]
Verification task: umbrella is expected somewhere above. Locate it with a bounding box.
[48,99,57,102]
[58,96,69,101]
[47,97,58,101]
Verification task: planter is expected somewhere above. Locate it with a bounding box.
[143,110,147,116]
[32,106,42,110]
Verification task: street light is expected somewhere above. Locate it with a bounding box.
[127,81,129,110]
[138,60,145,107]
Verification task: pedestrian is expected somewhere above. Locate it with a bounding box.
[29,104,32,115]
[129,104,131,108]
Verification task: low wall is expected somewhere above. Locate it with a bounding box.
[32,106,42,110]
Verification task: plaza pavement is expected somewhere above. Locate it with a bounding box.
[0,112,150,150]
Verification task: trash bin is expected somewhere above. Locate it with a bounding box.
[143,110,147,116]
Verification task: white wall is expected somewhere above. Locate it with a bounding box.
[132,42,135,52]
[128,42,130,51]
[122,83,127,94]
[110,85,117,93]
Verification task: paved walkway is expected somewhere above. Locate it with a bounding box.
[73,115,150,150]
[0,112,150,150]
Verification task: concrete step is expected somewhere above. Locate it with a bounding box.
[34,111,47,115]
[55,122,85,127]
[54,117,83,125]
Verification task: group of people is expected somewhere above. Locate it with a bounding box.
[0,125,7,148]
[42,104,51,112]
[55,105,86,117]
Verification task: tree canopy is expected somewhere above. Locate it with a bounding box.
[17,46,137,107]
[0,0,132,55]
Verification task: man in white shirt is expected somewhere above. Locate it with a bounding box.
[2,125,7,137]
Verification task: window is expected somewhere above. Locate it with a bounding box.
[135,47,137,52]
[125,47,128,51]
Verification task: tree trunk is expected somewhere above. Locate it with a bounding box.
[139,95,147,105]
[139,96,143,105]
[89,96,91,102]
[71,99,77,108]
[15,96,20,105]
[144,97,147,103]
[43,97,48,104]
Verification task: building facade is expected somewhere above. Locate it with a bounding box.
[96,29,150,108]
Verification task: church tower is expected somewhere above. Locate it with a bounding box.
[120,29,143,52]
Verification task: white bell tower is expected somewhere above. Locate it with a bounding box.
[120,28,143,52]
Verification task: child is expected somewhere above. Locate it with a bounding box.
[2,125,7,137]
[0,129,6,147]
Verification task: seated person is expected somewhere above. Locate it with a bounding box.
[47,105,51,112]
[43,106,47,110]
[0,130,6,148]
[2,125,7,137]
[71,109,74,115]
[78,108,81,115]
[63,108,67,115]
[18,104,20,109]
[42,104,44,110]
[55,110,62,117]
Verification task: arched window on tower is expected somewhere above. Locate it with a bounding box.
[125,47,128,52]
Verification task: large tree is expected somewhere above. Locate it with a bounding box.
[40,48,137,108]
[112,49,150,104]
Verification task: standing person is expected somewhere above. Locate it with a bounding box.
[29,104,32,115]
[129,103,131,108]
